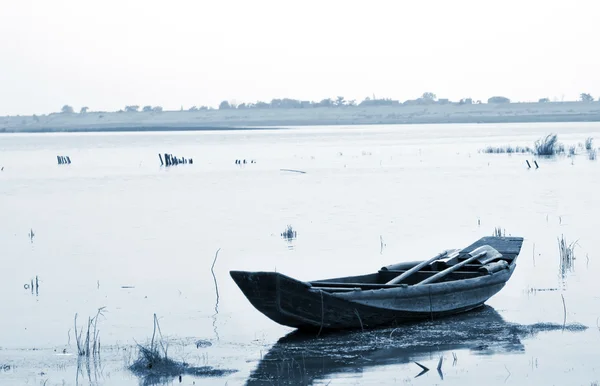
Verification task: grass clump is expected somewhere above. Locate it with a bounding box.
[281,225,297,241]
[534,134,564,156]
[129,314,236,385]
[74,307,106,357]
[568,145,577,156]
[558,234,578,277]
[480,146,531,154]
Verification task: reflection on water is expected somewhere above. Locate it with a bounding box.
[76,355,105,386]
[247,306,587,385]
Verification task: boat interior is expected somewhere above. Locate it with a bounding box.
[307,237,524,291]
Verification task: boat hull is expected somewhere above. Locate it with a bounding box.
[230,263,515,330]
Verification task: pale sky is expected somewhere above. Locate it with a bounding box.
[1,0,599,115]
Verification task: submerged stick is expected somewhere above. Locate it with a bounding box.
[211,248,221,303]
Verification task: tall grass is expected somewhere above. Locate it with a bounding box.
[534,134,564,156]
[558,235,577,278]
[481,134,597,159]
[568,145,577,156]
[74,307,106,357]
[480,146,532,154]
[129,314,235,384]
[281,225,297,241]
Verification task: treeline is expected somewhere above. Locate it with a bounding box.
[56,92,597,115]
[212,92,595,110]
[218,93,481,110]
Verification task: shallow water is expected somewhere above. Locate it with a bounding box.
[1,122,600,385]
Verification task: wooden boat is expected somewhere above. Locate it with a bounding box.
[230,236,524,331]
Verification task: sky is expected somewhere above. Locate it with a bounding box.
[1,0,599,115]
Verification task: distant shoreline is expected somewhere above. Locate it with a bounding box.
[3,101,600,133]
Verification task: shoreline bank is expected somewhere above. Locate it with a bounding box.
[3,101,600,133]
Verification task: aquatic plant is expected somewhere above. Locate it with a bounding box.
[534,134,563,156]
[585,137,594,150]
[480,146,532,154]
[568,145,577,156]
[588,149,597,161]
[558,234,578,279]
[74,307,106,357]
[281,225,297,241]
[129,314,235,385]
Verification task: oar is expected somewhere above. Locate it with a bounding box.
[415,247,489,286]
[386,250,455,285]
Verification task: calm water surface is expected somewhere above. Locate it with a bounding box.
[1,122,599,385]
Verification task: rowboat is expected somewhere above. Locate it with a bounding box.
[230,236,524,331]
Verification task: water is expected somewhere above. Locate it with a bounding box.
[1,122,599,385]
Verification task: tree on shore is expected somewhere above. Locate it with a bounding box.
[61,105,74,114]
[80,106,89,114]
[219,101,232,110]
[125,105,140,112]
[488,96,510,104]
[422,92,437,102]
[335,96,346,106]
[580,93,594,102]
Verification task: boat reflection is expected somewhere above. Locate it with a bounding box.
[246,305,586,385]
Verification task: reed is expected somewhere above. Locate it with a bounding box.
[558,234,578,278]
[558,235,577,264]
[129,314,182,384]
[534,134,564,156]
[281,225,297,241]
[74,307,106,357]
[480,145,532,154]
[129,314,235,383]
[568,145,577,156]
